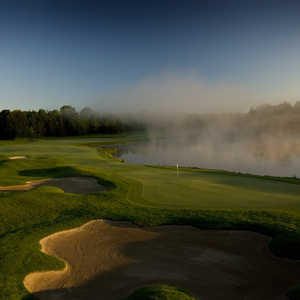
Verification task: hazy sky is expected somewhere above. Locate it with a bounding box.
[1,0,300,112]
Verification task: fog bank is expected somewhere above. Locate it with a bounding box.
[90,72,300,177]
[121,102,300,177]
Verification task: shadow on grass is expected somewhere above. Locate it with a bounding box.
[202,173,300,196]
[0,159,7,166]
[22,294,38,300]
[19,166,80,178]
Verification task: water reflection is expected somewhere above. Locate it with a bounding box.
[105,136,300,177]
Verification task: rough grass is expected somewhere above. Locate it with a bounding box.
[0,134,300,299]
[125,285,199,300]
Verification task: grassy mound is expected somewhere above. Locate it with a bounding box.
[125,285,199,300]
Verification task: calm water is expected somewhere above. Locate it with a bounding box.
[115,138,300,177]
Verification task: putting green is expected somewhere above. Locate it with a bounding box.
[116,166,300,211]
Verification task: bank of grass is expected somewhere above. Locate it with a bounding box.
[125,285,199,300]
[0,134,300,299]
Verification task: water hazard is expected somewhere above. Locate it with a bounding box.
[109,137,300,177]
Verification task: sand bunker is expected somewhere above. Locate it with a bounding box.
[0,177,106,194]
[24,220,300,300]
[0,179,49,191]
[8,156,27,160]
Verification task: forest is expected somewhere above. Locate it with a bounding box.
[2,101,300,141]
[0,106,144,139]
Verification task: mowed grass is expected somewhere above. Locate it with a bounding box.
[1,134,300,299]
[119,166,300,211]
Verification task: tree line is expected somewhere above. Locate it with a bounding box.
[180,101,300,138]
[0,106,144,139]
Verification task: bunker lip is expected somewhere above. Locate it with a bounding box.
[0,177,106,194]
[24,220,300,300]
[0,179,49,191]
[8,156,28,160]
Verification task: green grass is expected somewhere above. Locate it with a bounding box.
[124,285,199,300]
[0,134,300,299]
[119,166,300,211]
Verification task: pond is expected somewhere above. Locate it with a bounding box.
[107,136,300,178]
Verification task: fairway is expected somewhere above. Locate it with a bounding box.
[1,134,300,300]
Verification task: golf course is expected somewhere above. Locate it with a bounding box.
[1,134,300,300]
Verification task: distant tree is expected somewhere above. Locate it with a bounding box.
[10,110,29,137]
[0,110,16,139]
[0,106,141,139]
[80,107,94,119]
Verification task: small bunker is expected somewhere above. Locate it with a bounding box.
[9,156,28,160]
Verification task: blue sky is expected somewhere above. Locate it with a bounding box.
[1,0,300,112]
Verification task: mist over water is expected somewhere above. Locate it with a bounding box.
[121,137,300,177]
[119,103,300,177]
